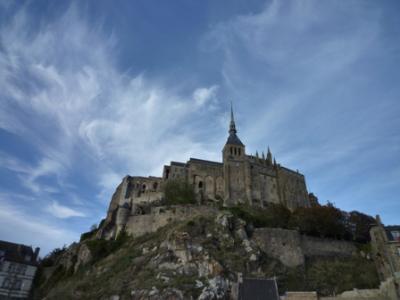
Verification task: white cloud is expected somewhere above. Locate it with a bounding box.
[193,85,219,107]
[0,5,223,207]
[46,201,85,219]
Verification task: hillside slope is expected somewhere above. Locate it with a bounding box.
[33,211,379,299]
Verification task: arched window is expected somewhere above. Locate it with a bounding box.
[198,181,203,189]
[142,184,146,191]
[238,148,241,156]
[234,148,237,155]
[230,147,233,155]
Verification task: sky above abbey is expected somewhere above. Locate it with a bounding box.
[1,0,400,254]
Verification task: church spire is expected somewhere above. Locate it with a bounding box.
[229,101,237,134]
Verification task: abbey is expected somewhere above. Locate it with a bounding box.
[109,106,311,215]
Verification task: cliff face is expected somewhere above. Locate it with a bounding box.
[33,211,379,300]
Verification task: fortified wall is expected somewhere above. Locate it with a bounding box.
[252,228,357,267]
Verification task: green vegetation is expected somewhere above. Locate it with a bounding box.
[86,230,129,263]
[305,257,380,296]
[80,228,97,242]
[229,203,375,243]
[163,179,196,205]
[40,246,67,267]
[289,203,349,239]
[228,203,291,229]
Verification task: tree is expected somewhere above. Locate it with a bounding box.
[289,204,348,239]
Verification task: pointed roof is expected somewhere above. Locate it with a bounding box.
[226,102,244,146]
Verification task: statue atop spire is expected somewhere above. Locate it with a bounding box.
[229,101,237,135]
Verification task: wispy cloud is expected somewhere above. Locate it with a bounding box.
[46,201,85,219]
[0,200,79,255]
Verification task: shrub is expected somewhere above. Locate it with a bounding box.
[229,203,291,229]
[86,230,129,263]
[347,211,376,243]
[80,228,97,242]
[289,204,348,239]
[163,179,196,205]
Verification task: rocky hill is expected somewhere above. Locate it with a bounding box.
[33,206,379,300]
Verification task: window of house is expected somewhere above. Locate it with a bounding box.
[391,230,400,241]
[8,263,18,273]
[2,278,12,289]
[17,264,27,275]
[12,279,22,290]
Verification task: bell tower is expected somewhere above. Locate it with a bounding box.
[222,103,245,162]
[222,103,247,206]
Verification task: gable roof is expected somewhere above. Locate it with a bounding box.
[0,240,39,266]
[238,278,280,300]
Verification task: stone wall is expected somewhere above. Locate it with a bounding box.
[277,167,310,210]
[252,228,356,267]
[253,228,304,267]
[124,205,218,238]
[282,291,318,300]
[301,235,357,258]
[319,277,399,300]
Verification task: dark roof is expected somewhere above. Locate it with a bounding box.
[238,278,280,300]
[279,166,304,177]
[226,133,244,146]
[0,240,39,266]
[171,161,187,167]
[385,226,400,241]
[188,158,223,166]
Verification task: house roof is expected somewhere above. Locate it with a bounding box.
[385,226,400,242]
[238,278,280,300]
[0,240,39,266]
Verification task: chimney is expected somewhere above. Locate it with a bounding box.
[34,247,40,261]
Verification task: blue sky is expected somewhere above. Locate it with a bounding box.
[0,0,399,255]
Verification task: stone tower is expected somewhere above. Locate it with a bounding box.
[222,104,248,206]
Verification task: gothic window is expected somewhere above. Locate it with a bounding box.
[198,181,203,189]
[230,147,233,155]
[238,148,241,156]
[234,148,237,155]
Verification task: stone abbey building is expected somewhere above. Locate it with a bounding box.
[108,106,311,217]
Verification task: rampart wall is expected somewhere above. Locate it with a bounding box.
[253,228,357,267]
[124,205,218,237]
